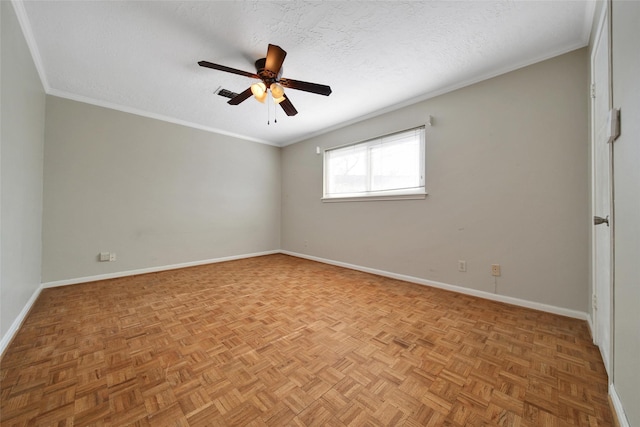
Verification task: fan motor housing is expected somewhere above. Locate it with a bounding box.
[255,58,282,84]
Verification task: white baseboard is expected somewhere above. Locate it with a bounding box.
[281,251,588,320]
[41,250,280,288]
[610,384,630,427]
[40,250,589,321]
[8,249,588,355]
[0,285,42,357]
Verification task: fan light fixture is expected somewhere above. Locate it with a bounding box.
[270,83,285,98]
[251,82,286,104]
[251,82,266,102]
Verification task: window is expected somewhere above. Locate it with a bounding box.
[323,126,426,201]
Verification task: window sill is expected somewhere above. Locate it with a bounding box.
[321,192,427,203]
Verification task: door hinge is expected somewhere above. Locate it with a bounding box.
[607,108,621,143]
[592,294,597,310]
[591,83,596,99]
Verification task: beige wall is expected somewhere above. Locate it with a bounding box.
[42,97,281,282]
[0,2,46,339]
[611,1,640,425]
[282,49,589,312]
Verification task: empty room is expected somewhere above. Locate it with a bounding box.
[1,1,638,426]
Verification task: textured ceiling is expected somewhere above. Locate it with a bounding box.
[17,1,594,146]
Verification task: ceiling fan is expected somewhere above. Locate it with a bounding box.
[198,44,332,117]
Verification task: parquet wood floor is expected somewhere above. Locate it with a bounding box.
[1,254,613,426]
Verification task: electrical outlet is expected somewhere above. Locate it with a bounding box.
[491,264,501,276]
[458,260,467,272]
[109,253,117,262]
[99,252,110,262]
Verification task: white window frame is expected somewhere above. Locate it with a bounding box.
[322,126,427,202]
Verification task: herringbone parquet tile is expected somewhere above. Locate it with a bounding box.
[1,254,613,426]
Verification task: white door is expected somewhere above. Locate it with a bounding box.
[591,8,612,376]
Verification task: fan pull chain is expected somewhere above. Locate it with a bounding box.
[267,90,270,125]
[274,98,278,124]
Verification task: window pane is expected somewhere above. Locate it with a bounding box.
[327,144,367,194]
[370,136,421,191]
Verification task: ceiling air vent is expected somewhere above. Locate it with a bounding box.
[217,88,238,99]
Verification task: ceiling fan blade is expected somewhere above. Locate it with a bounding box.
[279,96,298,116]
[198,61,259,79]
[228,87,253,105]
[279,78,332,96]
[265,44,287,76]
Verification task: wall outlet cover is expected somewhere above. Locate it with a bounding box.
[491,264,501,276]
